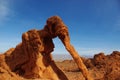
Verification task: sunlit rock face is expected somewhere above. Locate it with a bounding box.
[0,29,68,80]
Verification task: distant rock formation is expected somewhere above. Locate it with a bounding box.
[82,51,120,80]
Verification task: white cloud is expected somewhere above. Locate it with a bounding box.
[0,0,11,22]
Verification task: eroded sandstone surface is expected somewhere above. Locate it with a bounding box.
[0,29,68,80]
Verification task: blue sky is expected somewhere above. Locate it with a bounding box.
[0,0,120,55]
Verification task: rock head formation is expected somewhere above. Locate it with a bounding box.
[0,16,92,80]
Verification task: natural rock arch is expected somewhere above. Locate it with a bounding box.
[44,16,93,80]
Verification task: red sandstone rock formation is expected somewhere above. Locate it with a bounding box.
[0,16,93,80]
[0,50,22,80]
[45,16,93,80]
[82,51,120,80]
[4,16,120,80]
[0,29,68,80]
